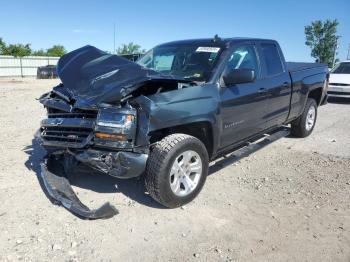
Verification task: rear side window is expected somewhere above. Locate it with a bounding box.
[261,43,284,76]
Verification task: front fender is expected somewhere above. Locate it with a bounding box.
[133,84,220,153]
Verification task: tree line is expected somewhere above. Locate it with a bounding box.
[0,38,67,57]
[116,42,145,55]
[0,37,144,58]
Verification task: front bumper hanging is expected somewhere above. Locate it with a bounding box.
[40,156,119,219]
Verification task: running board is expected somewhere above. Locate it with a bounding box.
[211,127,290,171]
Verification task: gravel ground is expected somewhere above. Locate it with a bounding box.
[0,78,349,262]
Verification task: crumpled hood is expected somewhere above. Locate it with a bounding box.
[55,45,188,108]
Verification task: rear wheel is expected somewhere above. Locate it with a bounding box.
[145,134,209,208]
[291,98,317,138]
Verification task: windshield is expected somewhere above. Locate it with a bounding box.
[331,62,350,74]
[137,44,222,81]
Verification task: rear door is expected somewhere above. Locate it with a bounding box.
[219,42,268,148]
[257,42,292,128]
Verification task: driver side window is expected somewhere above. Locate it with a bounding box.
[226,45,259,75]
[154,54,174,71]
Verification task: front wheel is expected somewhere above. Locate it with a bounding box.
[145,134,209,208]
[291,98,318,138]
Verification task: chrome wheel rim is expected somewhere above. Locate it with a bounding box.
[169,150,202,197]
[306,105,316,131]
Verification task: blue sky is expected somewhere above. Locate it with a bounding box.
[1,0,349,61]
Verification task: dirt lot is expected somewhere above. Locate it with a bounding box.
[0,78,350,262]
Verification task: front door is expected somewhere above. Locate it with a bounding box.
[219,43,268,148]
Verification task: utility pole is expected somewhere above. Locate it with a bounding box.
[113,23,116,54]
[347,43,350,60]
[332,39,339,68]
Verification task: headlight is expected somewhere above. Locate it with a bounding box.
[95,107,136,144]
[96,111,134,128]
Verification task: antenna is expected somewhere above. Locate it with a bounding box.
[113,23,116,54]
[213,34,221,42]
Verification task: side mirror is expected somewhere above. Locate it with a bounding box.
[222,68,256,86]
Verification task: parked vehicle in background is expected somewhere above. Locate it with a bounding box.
[37,65,58,79]
[119,53,144,62]
[328,61,350,97]
[38,37,328,218]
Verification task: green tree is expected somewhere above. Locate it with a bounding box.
[0,38,6,54]
[46,45,66,57]
[305,19,340,67]
[2,43,32,57]
[117,42,145,54]
[32,49,47,56]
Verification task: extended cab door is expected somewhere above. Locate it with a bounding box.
[218,43,268,148]
[257,42,292,128]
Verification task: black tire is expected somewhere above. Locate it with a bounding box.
[291,98,317,138]
[145,133,209,208]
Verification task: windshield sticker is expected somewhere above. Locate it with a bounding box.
[196,47,220,53]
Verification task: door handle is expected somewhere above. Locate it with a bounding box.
[282,82,289,87]
[258,87,267,93]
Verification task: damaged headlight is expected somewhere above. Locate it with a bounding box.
[94,107,136,145]
[96,110,134,129]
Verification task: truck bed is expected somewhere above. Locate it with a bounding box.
[286,62,327,73]
[286,61,328,121]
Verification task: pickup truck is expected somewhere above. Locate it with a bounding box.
[39,37,328,218]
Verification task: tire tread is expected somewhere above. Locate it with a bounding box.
[145,134,206,207]
[291,98,317,138]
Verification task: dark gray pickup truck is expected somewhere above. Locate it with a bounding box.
[39,37,328,218]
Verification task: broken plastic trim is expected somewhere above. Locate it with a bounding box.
[40,156,118,219]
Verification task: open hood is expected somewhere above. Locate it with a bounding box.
[54,45,190,108]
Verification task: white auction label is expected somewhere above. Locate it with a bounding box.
[196,47,220,53]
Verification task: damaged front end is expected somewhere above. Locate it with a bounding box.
[39,95,149,179]
[38,45,199,218]
[38,94,149,219]
[38,45,191,218]
[39,45,194,177]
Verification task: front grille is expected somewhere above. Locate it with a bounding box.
[41,126,92,143]
[41,108,97,148]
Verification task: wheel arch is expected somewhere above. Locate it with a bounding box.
[149,120,215,158]
[308,86,323,105]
